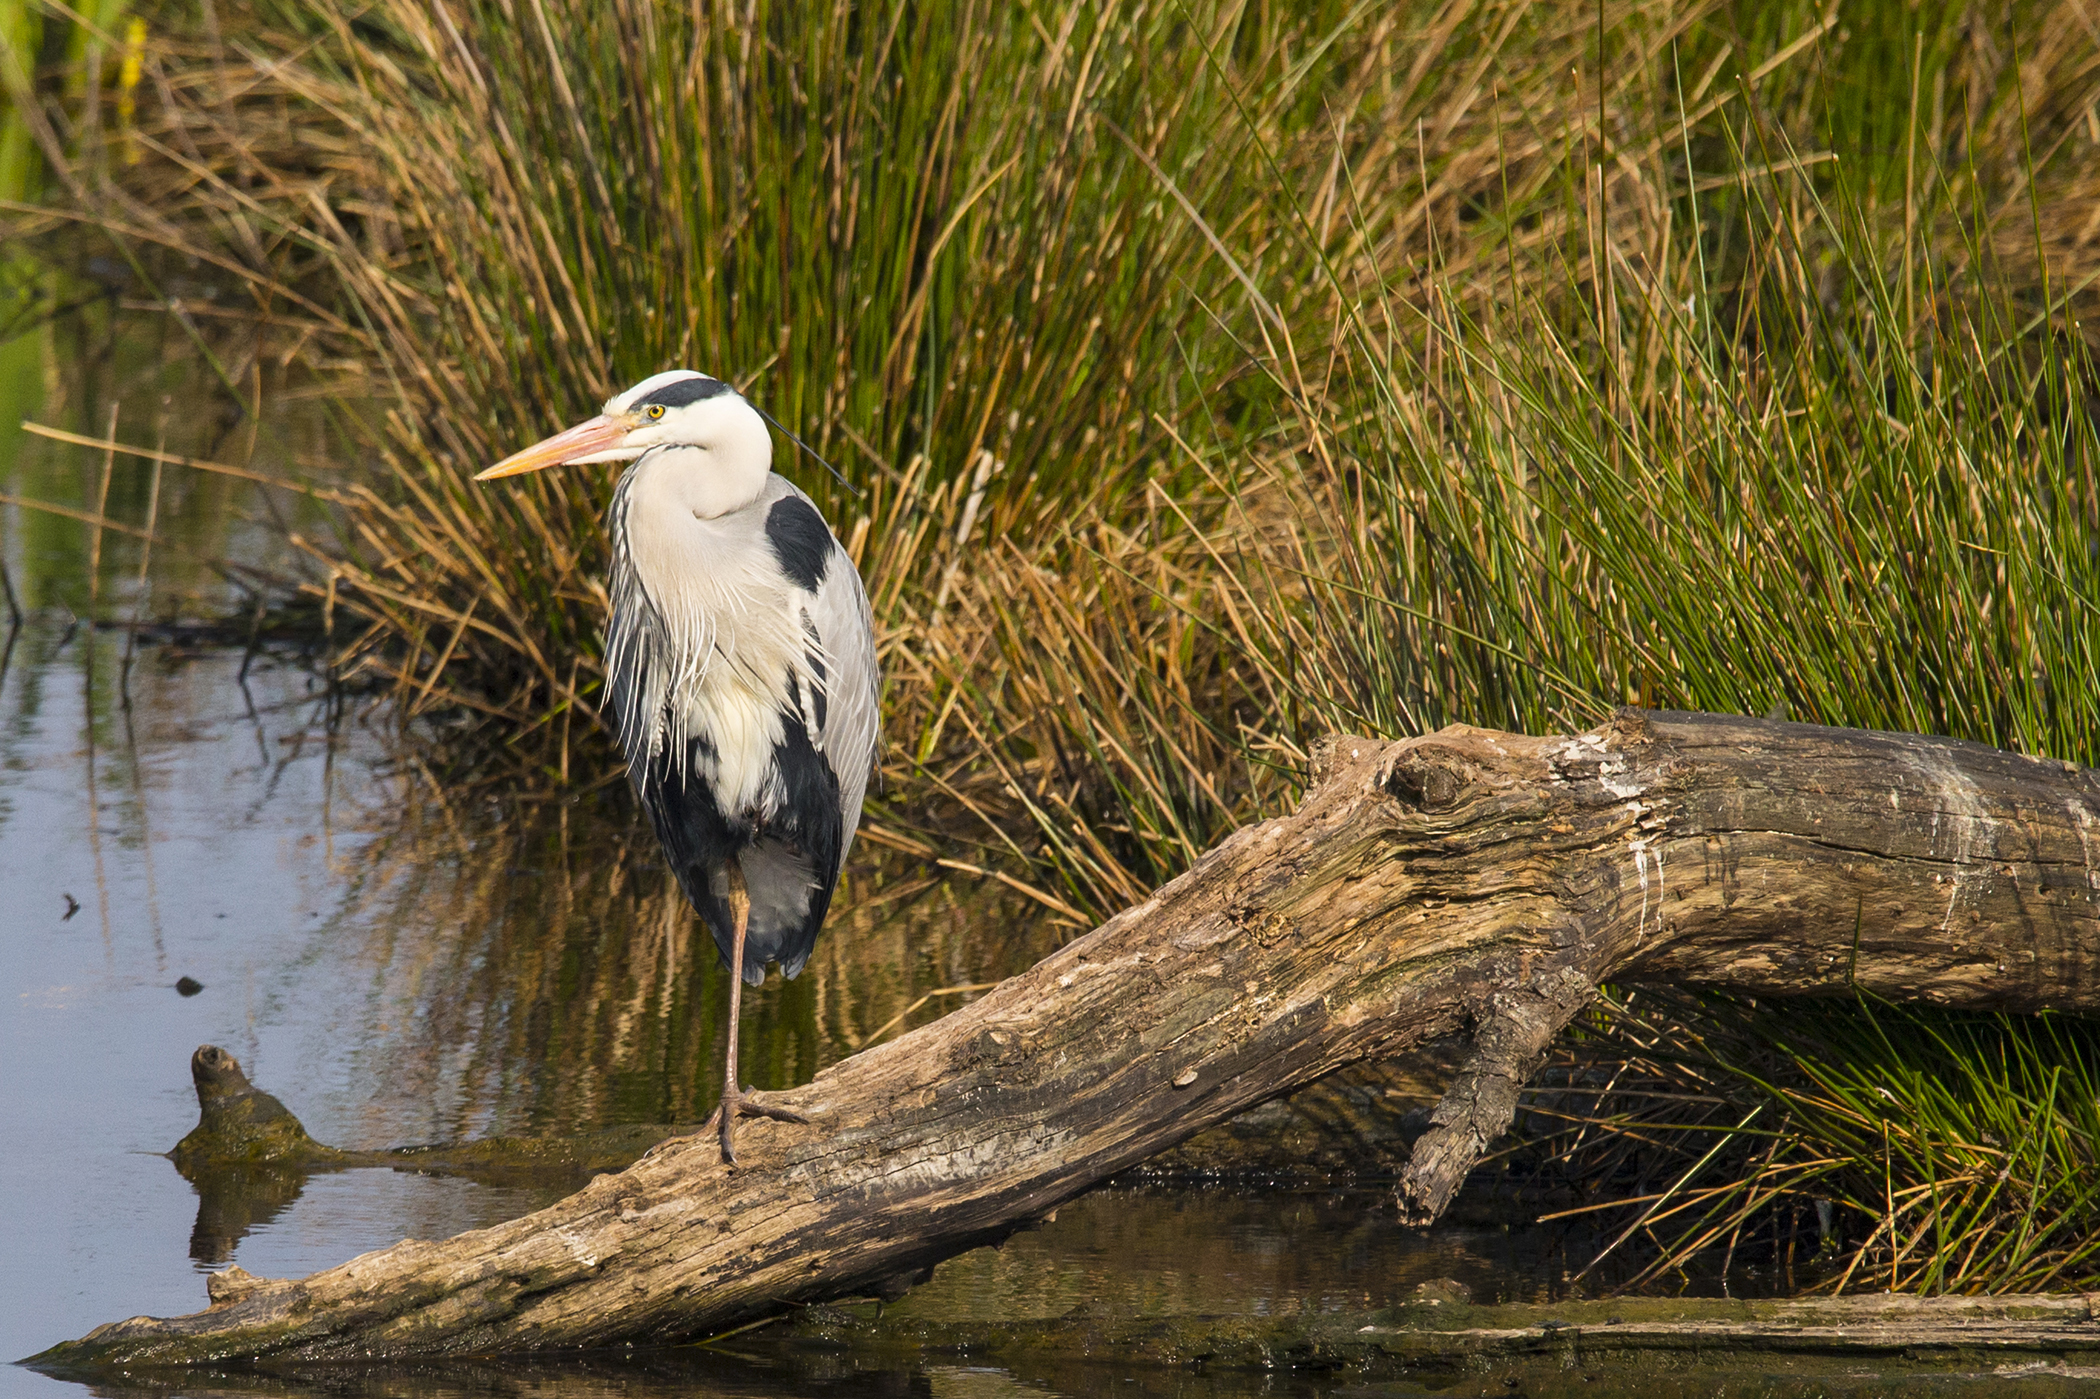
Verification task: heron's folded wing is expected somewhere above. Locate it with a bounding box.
[803,537,881,854]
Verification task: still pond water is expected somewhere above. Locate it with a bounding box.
[4,338,2088,1397]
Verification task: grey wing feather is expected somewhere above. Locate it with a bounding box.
[802,532,881,856]
[602,469,672,781]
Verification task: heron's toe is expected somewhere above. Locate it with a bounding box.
[735,1089,810,1125]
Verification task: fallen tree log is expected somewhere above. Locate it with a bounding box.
[33,710,2100,1368]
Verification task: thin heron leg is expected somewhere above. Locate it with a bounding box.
[718,861,750,1164]
[704,860,812,1165]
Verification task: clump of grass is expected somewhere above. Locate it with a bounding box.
[951,164,2100,917]
[17,0,2099,821]
[17,0,1423,741]
[1522,991,2100,1294]
[46,0,2082,784]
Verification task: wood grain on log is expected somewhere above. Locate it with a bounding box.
[34,711,2100,1368]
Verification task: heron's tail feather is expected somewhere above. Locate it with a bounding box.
[688,838,830,984]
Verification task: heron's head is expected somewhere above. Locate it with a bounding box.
[474,370,772,514]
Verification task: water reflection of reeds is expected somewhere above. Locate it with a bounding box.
[325,783,1056,1144]
[0,319,343,634]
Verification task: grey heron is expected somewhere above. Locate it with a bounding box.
[476,369,880,1164]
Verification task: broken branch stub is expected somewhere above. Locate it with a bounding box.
[35,711,2100,1368]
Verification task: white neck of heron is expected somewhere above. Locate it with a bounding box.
[650,432,772,519]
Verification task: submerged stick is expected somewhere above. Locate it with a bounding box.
[33,711,2100,1368]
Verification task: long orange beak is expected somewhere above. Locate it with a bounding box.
[474,413,636,480]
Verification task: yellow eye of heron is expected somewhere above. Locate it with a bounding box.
[646,404,665,420]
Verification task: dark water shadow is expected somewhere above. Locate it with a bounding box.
[42,1336,2100,1399]
[48,1350,932,1399]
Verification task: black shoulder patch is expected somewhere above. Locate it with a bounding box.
[765,497,833,592]
[638,375,731,409]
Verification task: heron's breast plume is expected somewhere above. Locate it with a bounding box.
[614,467,808,820]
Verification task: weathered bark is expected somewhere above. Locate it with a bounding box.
[35,711,2100,1368]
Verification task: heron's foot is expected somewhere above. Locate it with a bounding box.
[732,1087,810,1125]
[706,1087,811,1165]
